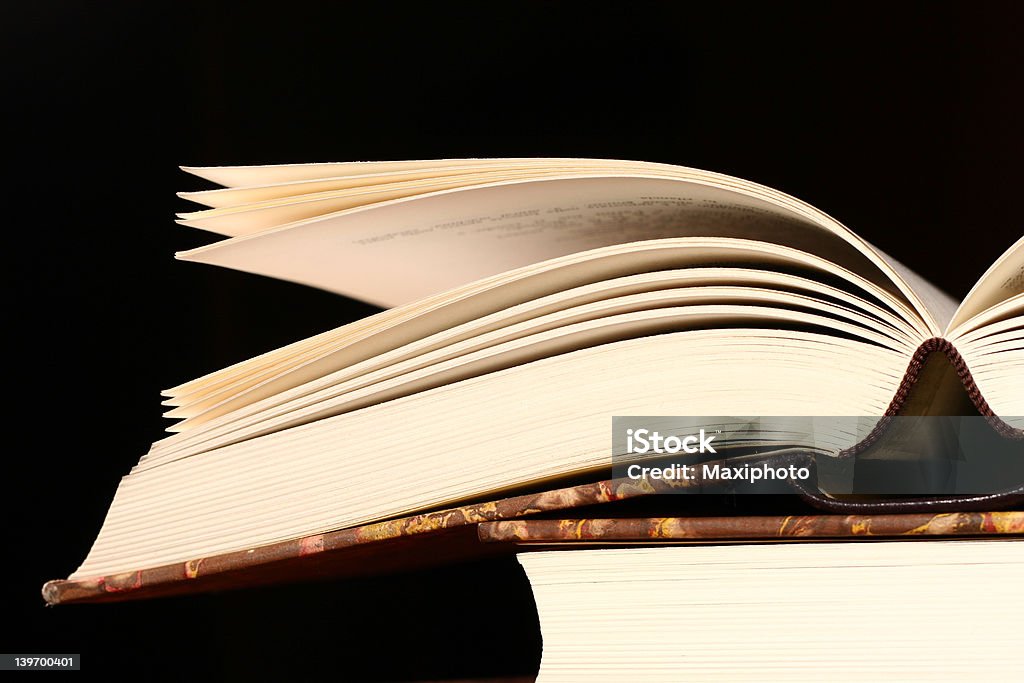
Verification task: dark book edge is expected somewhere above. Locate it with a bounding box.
[476,511,1024,544]
[42,480,622,605]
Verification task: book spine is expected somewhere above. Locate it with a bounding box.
[477,511,1024,543]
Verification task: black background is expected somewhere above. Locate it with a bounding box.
[5,2,1023,680]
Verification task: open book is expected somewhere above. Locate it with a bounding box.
[57,159,1023,583]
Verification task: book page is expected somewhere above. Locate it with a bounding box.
[148,289,914,462]
[165,236,928,413]
[177,161,949,335]
[179,160,634,208]
[520,542,1024,681]
[946,235,1024,335]
[871,246,958,332]
[178,176,914,313]
[948,293,1023,339]
[177,166,643,236]
[72,330,906,578]
[181,157,619,187]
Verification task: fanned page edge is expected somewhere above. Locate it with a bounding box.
[947,235,1024,335]
[163,159,967,402]
[175,160,948,335]
[42,337,1024,606]
[179,158,657,187]
[162,235,935,412]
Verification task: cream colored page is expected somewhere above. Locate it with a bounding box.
[947,235,1024,333]
[167,235,904,401]
[159,266,914,431]
[166,238,926,423]
[180,163,591,208]
[520,542,1024,682]
[181,157,615,187]
[177,167,632,236]
[150,268,912,457]
[871,246,958,331]
[148,294,912,463]
[178,176,906,310]
[179,167,501,209]
[179,160,949,333]
[72,332,905,578]
[948,293,1024,339]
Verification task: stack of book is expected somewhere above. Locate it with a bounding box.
[45,159,1023,680]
